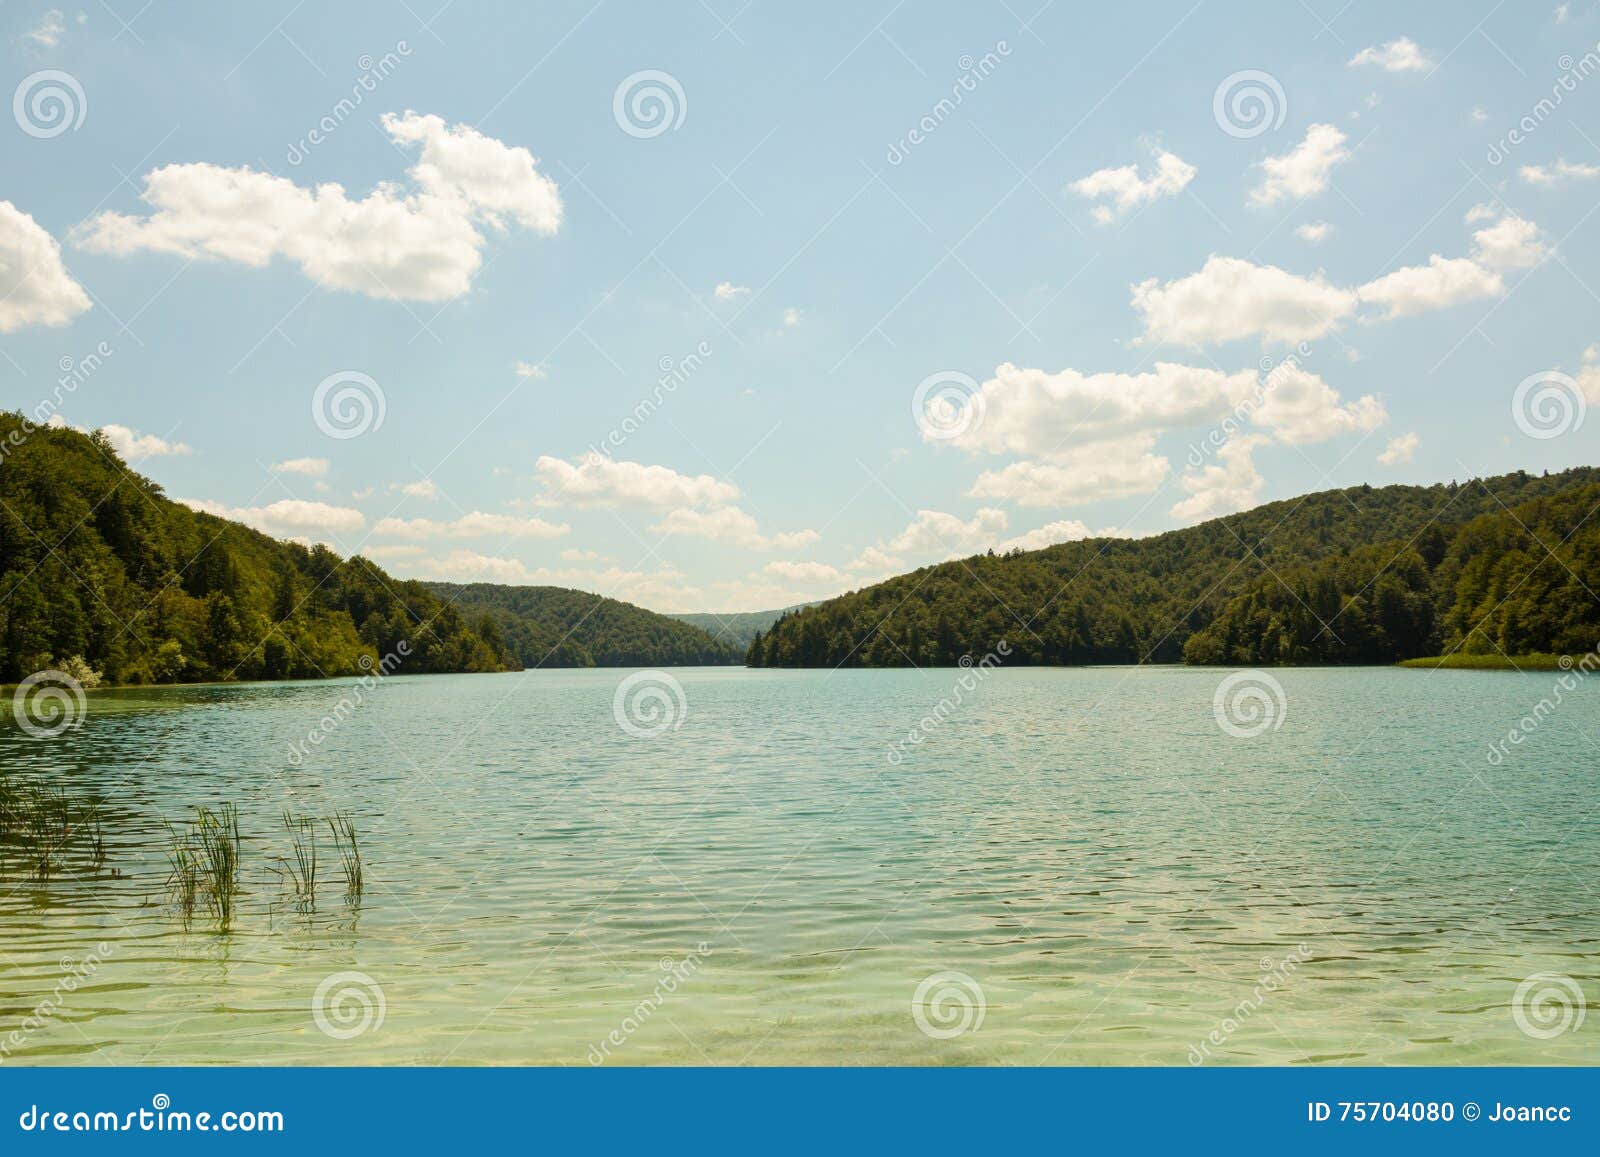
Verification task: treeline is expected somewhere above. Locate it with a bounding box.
[747,467,1600,668]
[422,582,741,667]
[0,414,517,684]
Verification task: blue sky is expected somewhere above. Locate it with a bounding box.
[3,1,1599,611]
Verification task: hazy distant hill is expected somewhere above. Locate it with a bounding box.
[668,606,809,650]
[423,582,741,667]
[749,467,1600,668]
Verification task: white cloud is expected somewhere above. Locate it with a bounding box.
[179,497,364,537]
[651,506,819,550]
[373,511,568,539]
[762,559,845,584]
[533,455,740,509]
[1463,201,1501,224]
[402,551,699,610]
[1251,364,1386,444]
[884,508,1009,556]
[0,201,91,332]
[1348,37,1432,72]
[1377,432,1419,465]
[1133,256,1357,346]
[561,548,600,562]
[714,281,750,300]
[102,424,192,459]
[271,457,329,476]
[1555,4,1570,23]
[514,360,547,379]
[74,111,561,302]
[1576,344,1600,403]
[1520,159,1600,186]
[1470,107,1489,123]
[389,479,440,499]
[1295,221,1332,243]
[1470,212,1548,269]
[782,307,801,327]
[969,437,1172,506]
[1356,255,1503,318]
[1069,148,1196,224]
[1171,436,1267,522]
[1249,124,1350,207]
[996,519,1094,551]
[23,9,65,49]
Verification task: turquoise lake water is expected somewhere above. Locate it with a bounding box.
[1,665,1595,1065]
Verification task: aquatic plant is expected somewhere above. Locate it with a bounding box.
[278,811,319,907]
[0,775,107,882]
[328,812,363,902]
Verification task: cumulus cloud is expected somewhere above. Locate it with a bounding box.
[1171,436,1268,522]
[179,497,364,538]
[1249,124,1350,207]
[651,506,820,550]
[373,512,569,540]
[74,111,561,302]
[782,307,801,327]
[1356,255,1503,318]
[1521,159,1600,185]
[1250,364,1386,444]
[1348,38,1432,72]
[1470,212,1548,269]
[762,559,845,584]
[102,424,191,460]
[0,201,91,333]
[513,360,547,379]
[1133,256,1357,346]
[271,457,329,476]
[533,455,740,509]
[404,551,699,610]
[969,437,1172,506]
[1295,221,1332,243]
[714,281,750,300]
[389,479,440,499]
[1069,148,1196,224]
[884,508,1009,557]
[1377,432,1419,465]
[996,520,1093,551]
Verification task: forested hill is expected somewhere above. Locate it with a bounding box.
[747,466,1600,669]
[0,413,518,684]
[422,582,741,667]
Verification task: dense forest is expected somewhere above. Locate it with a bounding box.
[748,467,1600,668]
[0,414,517,684]
[423,582,741,667]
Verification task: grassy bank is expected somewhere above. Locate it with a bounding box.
[1398,652,1570,671]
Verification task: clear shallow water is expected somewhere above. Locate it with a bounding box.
[1,665,1595,1066]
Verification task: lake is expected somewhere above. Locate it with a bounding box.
[1,664,1594,1065]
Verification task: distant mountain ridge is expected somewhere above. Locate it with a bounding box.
[422,582,741,667]
[747,466,1600,669]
